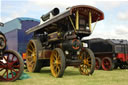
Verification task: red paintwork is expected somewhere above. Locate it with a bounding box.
[0,52,20,81]
[95,59,100,70]
[72,39,80,50]
[70,5,104,22]
[102,58,111,70]
[116,53,128,62]
[40,50,52,59]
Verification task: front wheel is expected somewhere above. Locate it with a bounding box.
[50,48,65,78]
[79,48,95,75]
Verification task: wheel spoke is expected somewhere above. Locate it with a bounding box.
[11,68,18,74]
[84,65,88,74]
[56,54,60,60]
[27,56,32,60]
[87,63,91,67]
[57,64,60,72]
[55,65,58,73]
[86,56,89,60]
[0,61,3,64]
[6,69,9,79]
[12,60,19,65]
[2,69,7,77]
[0,61,5,68]
[80,64,84,71]
[30,60,34,64]
[54,52,58,59]
[30,43,34,50]
[58,61,61,64]
[11,55,15,61]
[3,55,7,62]
[53,63,56,67]
[27,48,33,53]
[52,56,56,62]
[28,60,34,68]
[54,65,57,73]
[0,65,6,68]
[0,68,4,71]
[13,65,20,68]
[11,70,14,78]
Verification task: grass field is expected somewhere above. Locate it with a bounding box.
[0,67,128,85]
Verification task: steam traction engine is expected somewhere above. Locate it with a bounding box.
[83,38,128,70]
[0,22,24,81]
[26,5,104,77]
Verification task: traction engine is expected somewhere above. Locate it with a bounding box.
[0,22,24,81]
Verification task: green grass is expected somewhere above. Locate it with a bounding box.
[0,67,128,85]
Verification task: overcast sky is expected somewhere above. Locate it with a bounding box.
[0,0,128,40]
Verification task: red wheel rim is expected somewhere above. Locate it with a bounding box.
[0,52,20,81]
[95,59,99,70]
[102,58,111,70]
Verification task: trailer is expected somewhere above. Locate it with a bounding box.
[0,17,40,62]
[83,38,128,70]
[25,5,104,77]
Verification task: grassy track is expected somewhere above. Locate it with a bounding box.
[0,67,128,85]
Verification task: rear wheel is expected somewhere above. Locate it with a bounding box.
[95,57,102,70]
[0,50,24,82]
[50,48,65,78]
[102,57,114,70]
[26,39,43,72]
[79,48,95,75]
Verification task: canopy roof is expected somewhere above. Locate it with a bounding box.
[26,5,104,34]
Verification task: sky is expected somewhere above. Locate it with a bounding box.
[0,0,128,40]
